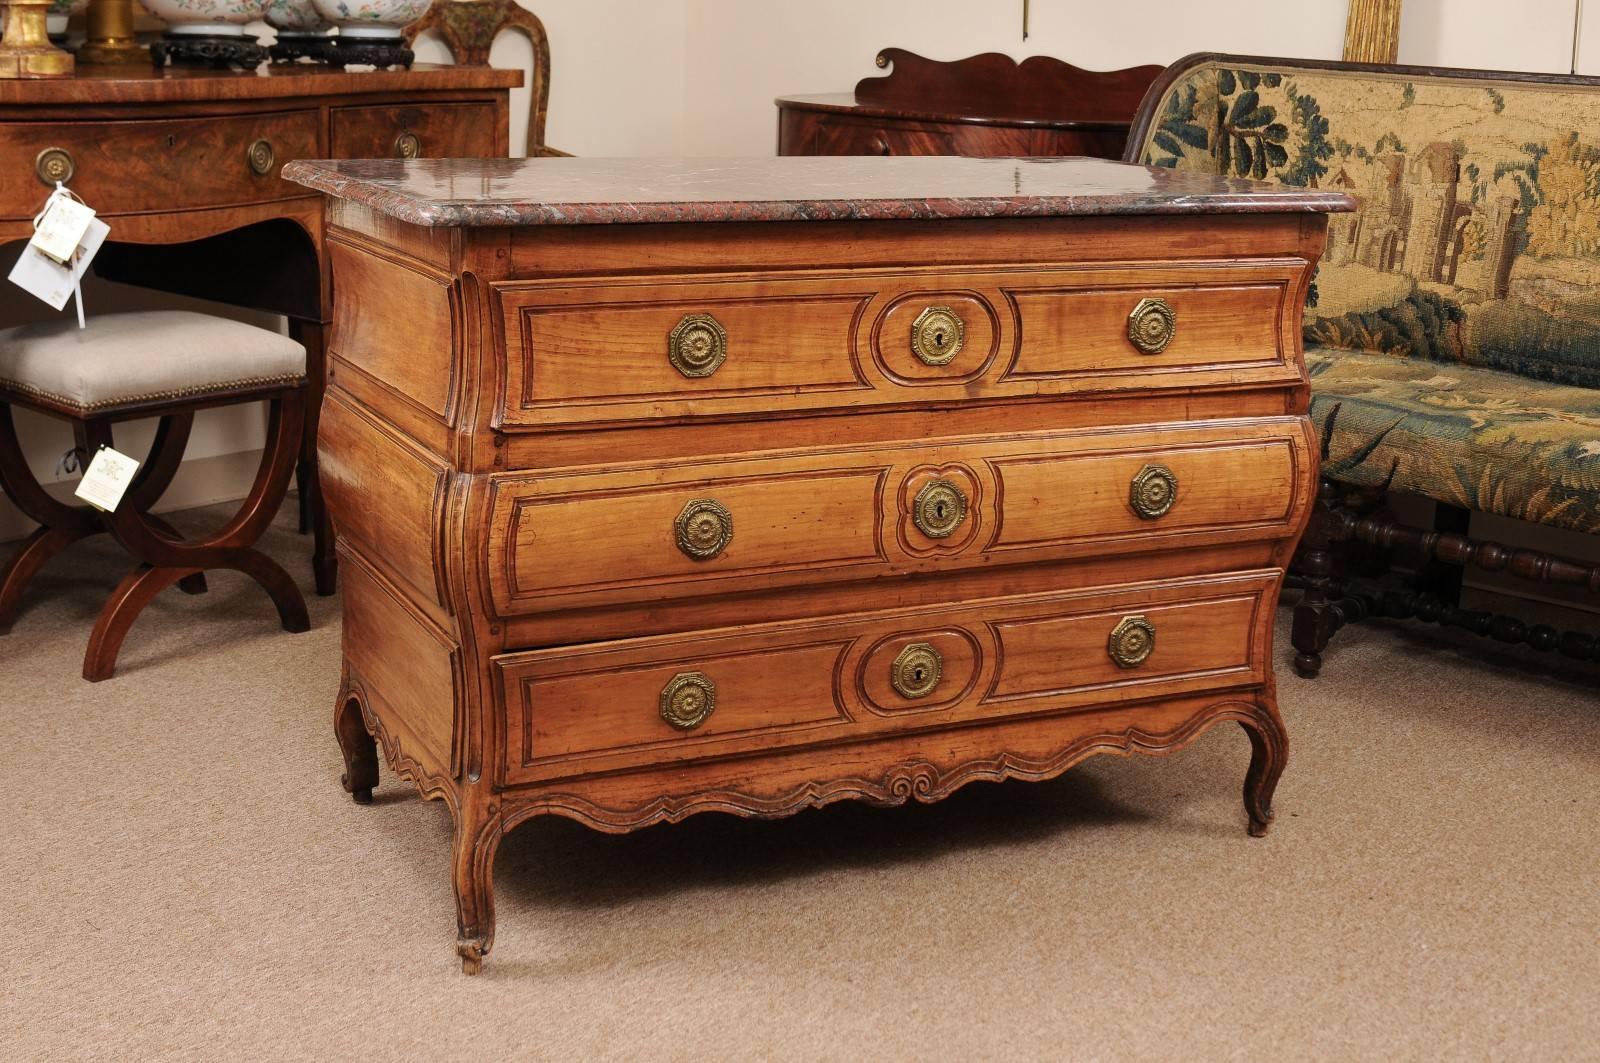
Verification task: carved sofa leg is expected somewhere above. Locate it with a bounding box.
[1239,702,1289,837]
[1290,480,1359,677]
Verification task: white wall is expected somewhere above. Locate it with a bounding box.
[5,0,1599,542]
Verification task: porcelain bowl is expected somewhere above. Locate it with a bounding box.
[307,0,428,38]
[137,0,272,35]
[264,0,331,35]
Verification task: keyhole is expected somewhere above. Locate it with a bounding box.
[934,329,946,349]
[913,666,925,682]
[935,502,946,519]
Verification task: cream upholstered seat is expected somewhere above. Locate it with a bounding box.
[0,310,305,415]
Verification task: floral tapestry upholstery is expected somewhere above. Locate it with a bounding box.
[1131,58,1600,529]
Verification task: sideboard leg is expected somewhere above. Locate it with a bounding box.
[452,801,503,975]
[1239,703,1289,838]
[334,690,379,805]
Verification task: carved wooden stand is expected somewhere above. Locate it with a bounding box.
[1291,482,1600,675]
[0,390,309,681]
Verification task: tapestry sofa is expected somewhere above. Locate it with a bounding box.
[1125,54,1600,674]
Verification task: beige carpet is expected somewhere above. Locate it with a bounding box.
[4,501,1598,1061]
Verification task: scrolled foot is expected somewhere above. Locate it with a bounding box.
[341,772,374,805]
[1239,706,1288,838]
[458,937,487,975]
[334,691,379,804]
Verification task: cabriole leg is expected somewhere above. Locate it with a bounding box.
[1239,702,1289,837]
[452,799,502,975]
[334,689,378,804]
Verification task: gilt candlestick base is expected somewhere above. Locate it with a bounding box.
[78,0,146,64]
[0,0,76,78]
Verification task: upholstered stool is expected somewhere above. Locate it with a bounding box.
[0,310,311,681]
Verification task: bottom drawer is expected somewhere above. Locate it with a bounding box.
[494,571,1277,786]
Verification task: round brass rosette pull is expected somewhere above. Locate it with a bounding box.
[890,642,943,699]
[910,305,965,365]
[1108,615,1157,669]
[912,478,967,539]
[394,131,423,159]
[1129,463,1178,520]
[668,313,728,378]
[246,139,276,177]
[1127,297,1177,354]
[660,671,716,731]
[674,498,733,560]
[35,147,75,188]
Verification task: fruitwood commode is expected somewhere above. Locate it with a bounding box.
[284,156,1350,973]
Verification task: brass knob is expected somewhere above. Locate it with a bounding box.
[35,147,75,187]
[394,131,422,159]
[1129,463,1178,520]
[674,498,733,560]
[668,313,728,378]
[912,478,967,539]
[890,643,943,699]
[246,139,276,177]
[1108,615,1157,669]
[910,305,965,366]
[1127,297,1176,354]
[660,671,716,731]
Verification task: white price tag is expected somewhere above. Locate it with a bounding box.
[8,215,108,315]
[30,193,96,265]
[74,446,141,513]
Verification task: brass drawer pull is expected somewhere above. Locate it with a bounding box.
[246,138,276,177]
[910,305,965,366]
[660,671,716,730]
[35,147,75,187]
[674,498,733,560]
[1127,296,1176,354]
[394,131,422,159]
[912,478,967,539]
[1108,615,1156,668]
[1129,463,1178,520]
[668,313,727,378]
[890,642,943,699]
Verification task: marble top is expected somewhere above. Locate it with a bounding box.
[281,156,1353,228]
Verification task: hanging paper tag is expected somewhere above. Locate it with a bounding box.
[74,445,141,513]
[30,193,96,265]
[8,215,109,313]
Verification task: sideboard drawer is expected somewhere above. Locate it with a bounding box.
[484,417,1312,616]
[495,261,1304,428]
[0,111,320,218]
[330,102,501,160]
[494,570,1275,784]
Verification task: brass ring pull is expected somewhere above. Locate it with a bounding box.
[246,138,276,177]
[912,478,967,539]
[668,313,728,378]
[35,147,75,188]
[1129,463,1178,520]
[675,498,733,560]
[890,643,943,699]
[910,305,965,366]
[1127,296,1176,354]
[1108,615,1157,669]
[660,671,716,730]
[394,131,422,159]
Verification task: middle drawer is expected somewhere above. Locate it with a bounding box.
[484,417,1313,616]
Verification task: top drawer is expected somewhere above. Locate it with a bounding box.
[329,102,501,161]
[495,261,1307,429]
[0,111,320,219]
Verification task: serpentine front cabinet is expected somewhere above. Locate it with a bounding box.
[285,156,1350,973]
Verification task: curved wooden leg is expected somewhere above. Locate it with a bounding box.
[227,549,310,634]
[335,688,379,804]
[452,800,503,975]
[0,525,90,633]
[1239,702,1289,838]
[82,565,201,682]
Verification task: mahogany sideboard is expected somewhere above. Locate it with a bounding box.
[777,48,1162,159]
[285,154,1351,973]
[0,64,519,593]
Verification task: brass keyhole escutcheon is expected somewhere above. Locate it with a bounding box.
[35,147,75,188]
[1108,615,1157,669]
[394,131,422,158]
[660,671,716,730]
[668,313,728,378]
[1127,297,1177,354]
[910,305,966,366]
[890,643,943,700]
[674,498,733,561]
[1129,463,1179,520]
[246,138,276,177]
[912,478,968,539]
